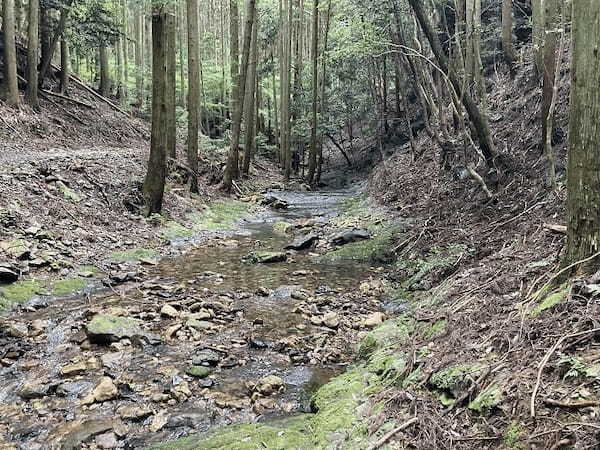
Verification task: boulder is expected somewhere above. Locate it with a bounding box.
[331,229,371,246]
[257,375,284,396]
[160,304,179,318]
[0,264,19,283]
[246,252,287,264]
[323,312,340,329]
[81,377,118,405]
[86,314,154,344]
[193,349,222,367]
[284,233,319,251]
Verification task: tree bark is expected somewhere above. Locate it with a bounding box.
[59,37,70,94]
[99,45,110,97]
[134,4,144,108]
[242,13,259,176]
[565,0,600,271]
[26,0,40,109]
[2,0,20,107]
[307,0,319,184]
[541,0,559,154]
[166,11,177,160]
[39,0,73,85]
[187,0,200,194]
[143,9,168,215]
[532,0,544,79]
[501,0,516,66]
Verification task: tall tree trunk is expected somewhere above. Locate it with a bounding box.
[532,0,544,79]
[99,45,110,97]
[121,0,129,105]
[39,0,72,85]
[307,0,319,184]
[26,0,40,109]
[135,4,144,108]
[39,6,50,75]
[166,11,177,160]
[316,0,332,182]
[242,14,258,176]
[143,8,168,215]
[408,0,496,167]
[223,0,257,191]
[59,37,69,94]
[187,0,200,194]
[501,0,516,66]
[282,0,293,179]
[178,1,187,107]
[564,0,600,272]
[2,0,20,107]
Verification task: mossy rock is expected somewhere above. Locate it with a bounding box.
[429,364,484,398]
[86,314,144,343]
[111,248,158,263]
[529,283,569,317]
[162,221,194,240]
[366,349,407,387]
[468,384,503,415]
[421,320,447,340]
[191,201,252,231]
[504,423,524,449]
[358,316,416,360]
[396,245,467,291]
[51,277,87,297]
[321,224,401,264]
[57,181,82,203]
[0,280,42,312]
[186,366,212,378]
[273,221,293,234]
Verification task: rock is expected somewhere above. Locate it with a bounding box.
[19,380,53,399]
[323,312,340,329]
[81,377,118,405]
[100,352,127,370]
[117,404,153,421]
[193,349,222,367]
[187,309,212,320]
[160,304,179,318]
[199,378,215,388]
[310,316,323,326]
[187,318,212,331]
[60,419,114,450]
[3,322,29,338]
[257,375,284,396]
[95,432,118,449]
[60,361,88,377]
[285,233,319,251]
[220,356,239,368]
[109,272,137,284]
[86,314,149,344]
[1,240,32,260]
[56,381,93,398]
[246,252,288,264]
[213,392,250,409]
[150,411,169,432]
[363,312,386,328]
[262,195,289,210]
[167,411,206,428]
[170,379,192,402]
[186,366,211,378]
[249,338,268,349]
[28,258,49,268]
[331,229,371,246]
[255,287,271,297]
[0,266,19,283]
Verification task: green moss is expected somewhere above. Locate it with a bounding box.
[468,385,503,415]
[529,283,569,317]
[162,221,194,240]
[78,266,101,277]
[0,280,42,312]
[273,221,292,234]
[191,201,252,231]
[111,248,158,263]
[422,320,446,340]
[429,365,483,398]
[358,316,415,360]
[321,224,402,264]
[186,366,212,378]
[366,349,407,387]
[51,277,87,297]
[57,182,82,203]
[504,423,524,449]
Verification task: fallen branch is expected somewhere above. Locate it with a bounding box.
[543,223,567,234]
[544,398,600,409]
[467,165,493,200]
[530,327,600,418]
[40,89,95,109]
[367,417,418,450]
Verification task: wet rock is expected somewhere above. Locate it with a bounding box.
[109,272,137,284]
[167,411,206,428]
[117,404,153,421]
[81,377,118,405]
[193,349,222,366]
[257,375,284,396]
[255,287,271,296]
[95,431,118,449]
[86,314,151,344]
[186,366,212,378]
[60,361,88,377]
[285,233,319,251]
[363,312,386,328]
[160,304,179,318]
[0,265,19,283]
[262,195,289,210]
[212,392,250,409]
[19,380,54,399]
[56,381,93,398]
[323,312,340,329]
[246,252,288,264]
[331,229,371,246]
[249,338,268,349]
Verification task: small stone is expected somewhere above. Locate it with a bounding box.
[257,375,284,396]
[81,377,118,405]
[193,349,223,366]
[187,318,212,331]
[60,361,88,377]
[249,338,268,349]
[160,304,179,318]
[186,366,211,378]
[323,312,340,329]
[95,431,118,449]
[363,312,385,328]
[4,322,29,338]
[56,381,93,398]
[117,404,153,421]
[310,316,323,326]
[220,356,239,368]
[255,287,271,297]
[19,381,53,399]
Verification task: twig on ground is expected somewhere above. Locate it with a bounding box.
[367,417,418,450]
[544,398,600,409]
[530,327,600,418]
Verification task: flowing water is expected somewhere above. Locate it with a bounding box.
[0,189,385,449]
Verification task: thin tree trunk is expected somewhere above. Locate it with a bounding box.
[59,37,70,94]
[564,0,600,271]
[3,0,20,107]
[187,0,200,194]
[532,0,544,79]
[99,46,110,96]
[135,4,144,108]
[39,0,72,84]
[307,0,319,184]
[242,14,258,176]
[223,0,240,189]
[143,8,168,215]
[166,11,177,160]
[26,0,40,109]
[501,0,516,66]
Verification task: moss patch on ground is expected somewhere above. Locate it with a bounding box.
[192,201,252,231]
[111,248,158,263]
[468,384,503,415]
[0,280,42,312]
[429,364,485,399]
[50,277,87,297]
[358,315,416,360]
[529,283,569,317]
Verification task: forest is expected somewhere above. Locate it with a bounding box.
[1,0,600,448]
